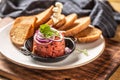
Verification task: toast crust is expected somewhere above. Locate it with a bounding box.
[53,15,66,28]
[58,13,77,30]
[10,16,37,46]
[64,16,90,36]
[75,25,102,43]
[35,6,54,28]
[10,6,53,46]
[46,14,66,28]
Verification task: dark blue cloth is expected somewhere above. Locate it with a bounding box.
[0,0,119,38]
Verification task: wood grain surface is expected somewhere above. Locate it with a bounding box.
[0,17,120,80]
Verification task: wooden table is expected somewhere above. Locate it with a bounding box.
[0,17,120,80]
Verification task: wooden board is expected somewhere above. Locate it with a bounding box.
[108,0,120,12]
[0,17,120,80]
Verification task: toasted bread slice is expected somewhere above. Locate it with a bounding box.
[53,15,66,28]
[74,25,102,43]
[46,14,66,28]
[10,16,37,46]
[35,6,54,28]
[58,13,77,30]
[64,16,91,36]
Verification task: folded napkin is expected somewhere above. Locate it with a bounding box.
[0,0,120,38]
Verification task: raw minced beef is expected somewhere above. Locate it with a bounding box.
[32,38,65,58]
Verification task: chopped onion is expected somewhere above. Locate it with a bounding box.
[34,36,52,45]
[34,28,64,45]
[34,31,52,45]
[65,47,72,53]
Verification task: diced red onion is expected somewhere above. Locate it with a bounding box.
[34,28,64,45]
[34,31,52,45]
[65,47,72,53]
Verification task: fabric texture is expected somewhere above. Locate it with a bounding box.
[0,0,120,38]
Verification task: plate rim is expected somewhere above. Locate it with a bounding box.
[0,22,105,70]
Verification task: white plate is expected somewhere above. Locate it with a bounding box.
[0,22,105,70]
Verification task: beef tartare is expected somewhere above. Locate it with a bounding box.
[32,24,65,58]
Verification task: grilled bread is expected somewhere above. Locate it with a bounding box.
[46,14,66,28]
[58,13,77,30]
[64,16,90,36]
[53,14,66,28]
[35,6,54,29]
[10,16,37,46]
[10,6,55,46]
[74,25,102,43]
